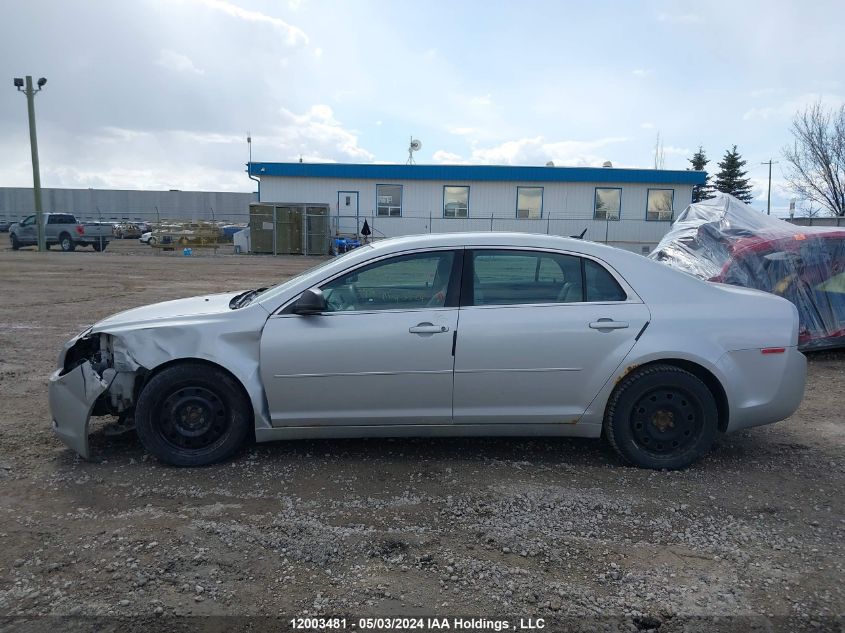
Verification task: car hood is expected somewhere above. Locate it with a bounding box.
[91,291,249,331]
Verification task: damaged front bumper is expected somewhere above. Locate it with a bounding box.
[48,363,116,460]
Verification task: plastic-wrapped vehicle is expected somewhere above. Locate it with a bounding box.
[650,193,845,351]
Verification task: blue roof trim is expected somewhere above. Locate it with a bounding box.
[248,162,706,185]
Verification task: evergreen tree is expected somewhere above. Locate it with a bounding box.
[688,145,714,202]
[714,145,755,203]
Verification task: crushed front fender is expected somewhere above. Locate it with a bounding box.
[48,363,115,459]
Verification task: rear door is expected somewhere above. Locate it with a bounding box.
[453,248,650,424]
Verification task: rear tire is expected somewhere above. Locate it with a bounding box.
[603,364,718,470]
[92,240,107,252]
[135,363,251,466]
[59,233,76,252]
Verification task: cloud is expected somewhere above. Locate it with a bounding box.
[657,12,701,23]
[632,68,653,77]
[750,87,781,98]
[156,49,205,75]
[270,104,374,162]
[314,47,323,59]
[742,93,845,121]
[194,0,309,46]
[640,122,655,130]
[469,94,493,107]
[432,150,464,164]
[448,127,477,136]
[433,136,629,167]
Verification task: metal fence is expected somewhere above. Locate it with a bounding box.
[327,210,673,250]
[788,217,845,227]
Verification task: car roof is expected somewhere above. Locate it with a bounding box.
[364,232,623,259]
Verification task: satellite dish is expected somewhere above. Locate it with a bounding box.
[545,161,555,167]
[407,137,422,164]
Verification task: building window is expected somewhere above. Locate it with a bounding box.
[646,188,674,221]
[376,184,402,217]
[594,188,621,220]
[443,186,469,218]
[516,187,543,219]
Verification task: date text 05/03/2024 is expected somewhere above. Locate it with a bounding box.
[289,617,546,630]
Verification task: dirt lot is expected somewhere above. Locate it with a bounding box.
[0,239,842,632]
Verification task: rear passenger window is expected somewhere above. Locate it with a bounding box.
[471,250,583,306]
[585,259,626,301]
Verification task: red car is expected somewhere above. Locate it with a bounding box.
[651,194,845,351]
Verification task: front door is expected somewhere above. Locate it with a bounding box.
[260,249,461,426]
[18,215,36,242]
[453,249,650,424]
[337,191,359,235]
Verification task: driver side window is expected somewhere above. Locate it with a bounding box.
[320,251,456,312]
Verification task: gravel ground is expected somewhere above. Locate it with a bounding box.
[0,240,842,632]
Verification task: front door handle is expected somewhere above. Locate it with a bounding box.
[589,319,629,330]
[409,322,450,334]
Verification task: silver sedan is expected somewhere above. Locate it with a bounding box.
[49,232,806,469]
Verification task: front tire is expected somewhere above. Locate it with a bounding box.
[10,234,20,250]
[135,363,251,466]
[59,233,76,252]
[603,364,718,470]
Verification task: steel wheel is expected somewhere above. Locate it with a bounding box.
[629,387,704,457]
[604,364,718,470]
[157,386,229,450]
[134,363,252,466]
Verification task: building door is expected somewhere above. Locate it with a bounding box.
[337,191,359,235]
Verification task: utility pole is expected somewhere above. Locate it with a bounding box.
[761,159,779,215]
[14,76,48,251]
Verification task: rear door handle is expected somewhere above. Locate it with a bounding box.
[589,319,629,330]
[409,323,450,334]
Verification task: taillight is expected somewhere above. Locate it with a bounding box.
[761,347,785,354]
[75,225,85,236]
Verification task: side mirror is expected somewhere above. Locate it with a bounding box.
[292,288,327,315]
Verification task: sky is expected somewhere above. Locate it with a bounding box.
[1,0,843,216]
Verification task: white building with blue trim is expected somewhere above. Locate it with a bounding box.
[248,162,706,254]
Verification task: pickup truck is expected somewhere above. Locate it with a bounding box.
[10,213,114,252]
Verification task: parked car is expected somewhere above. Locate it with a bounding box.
[10,213,114,251]
[0,220,11,233]
[114,222,143,240]
[148,221,224,248]
[139,231,154,245]
[49,232,806,469]
[651,193,845,351]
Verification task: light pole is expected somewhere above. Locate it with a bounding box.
[14,75,47,251]
[761,159,779,216]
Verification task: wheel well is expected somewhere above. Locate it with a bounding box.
[139,358,254,425]
[625,359,730,432]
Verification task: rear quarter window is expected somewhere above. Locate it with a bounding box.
[585,259,627,302]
